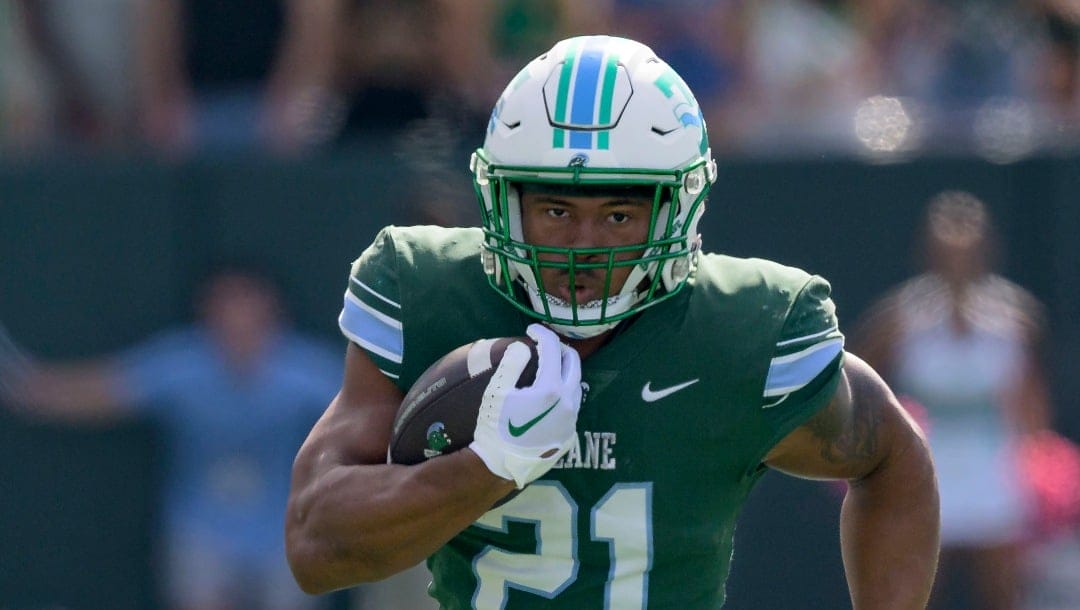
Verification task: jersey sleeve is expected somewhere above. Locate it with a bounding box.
[338,228,405,380]
[751,275,846,462]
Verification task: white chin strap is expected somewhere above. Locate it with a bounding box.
[550,320,619,340]
[522,282,636,339]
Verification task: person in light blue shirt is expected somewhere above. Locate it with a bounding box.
[5,264,342,610]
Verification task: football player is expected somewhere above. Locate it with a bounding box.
[286,35,940,609]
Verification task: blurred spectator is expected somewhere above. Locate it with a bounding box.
[135,0,340,155]
[1030,0,1080,137]
[331,0,611,227]
[4,0,136,151]
[909,2,1041,105]
[737,0,878,155]
[855,0,1072,155]
[328,0,493,228]
[1,263,343,610]
[596,0,1077,156]
[0,0,23,143]
[852,191,1054,610]
[603,0,750,152]
[331,0,495,141]
[487,0,613,85]
[332,0,608,141]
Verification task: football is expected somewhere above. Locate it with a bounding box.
[388,336,538,505]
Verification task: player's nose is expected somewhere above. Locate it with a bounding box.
[565,220,616,254]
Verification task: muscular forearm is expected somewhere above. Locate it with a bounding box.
[286,446,514,593]
[840,426,939,609]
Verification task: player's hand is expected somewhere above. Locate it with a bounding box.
[469,323,582,489]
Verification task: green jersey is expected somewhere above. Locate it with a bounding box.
[338,226,844,609]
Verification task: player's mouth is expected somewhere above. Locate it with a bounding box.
[554,283,598,305]
[539,266,624,308]
[550,270,610,305]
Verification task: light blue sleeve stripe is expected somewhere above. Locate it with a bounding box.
[763,338,843,397]
[338,292,403,363]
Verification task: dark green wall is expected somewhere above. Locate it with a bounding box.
[1,147,1076,608]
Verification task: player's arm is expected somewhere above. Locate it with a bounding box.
[764,352,939,610]
[285,342,515,592]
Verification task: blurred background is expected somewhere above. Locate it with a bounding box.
[0,0,1078,609]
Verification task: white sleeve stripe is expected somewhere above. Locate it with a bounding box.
[775,325,839,348]
[763,338,843,397]
[762,393,791,409]
[378,369,400,380]
[770,336,843,365]
[345,290,402,330]
[350,276,401,309]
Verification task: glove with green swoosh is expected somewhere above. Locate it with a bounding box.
[470,324,582,489]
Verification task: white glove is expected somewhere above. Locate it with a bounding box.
[470,323,582,489]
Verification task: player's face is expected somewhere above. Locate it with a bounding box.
[520,190,652,306]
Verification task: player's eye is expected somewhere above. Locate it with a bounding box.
[609,212,630,224]
[546,208,569,218]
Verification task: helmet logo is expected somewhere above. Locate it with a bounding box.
[676,103,702,127]
[568,154,589,167]
[654,68,708,154]
[488,99,504,135]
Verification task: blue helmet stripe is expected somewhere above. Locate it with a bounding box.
[569,39,605,149]
[569,130,593,148]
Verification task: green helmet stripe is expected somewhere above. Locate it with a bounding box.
[553,129,564,149]
[551,39,581,148]
[596,52,620,150]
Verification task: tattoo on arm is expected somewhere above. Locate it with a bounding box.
[805,384,882,473]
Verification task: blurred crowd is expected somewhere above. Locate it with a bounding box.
[0,0,1077,161]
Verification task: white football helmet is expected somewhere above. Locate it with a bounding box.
[471,35,717,338]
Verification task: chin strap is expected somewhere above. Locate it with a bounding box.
[548,320,621,340]
[520,279,638,339]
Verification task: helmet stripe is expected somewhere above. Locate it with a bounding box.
[568,39,605,149]
[551,39,580,148]
[596,52,620,150]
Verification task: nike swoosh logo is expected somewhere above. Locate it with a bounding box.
[508,399,560,437]
[641,379,700,402]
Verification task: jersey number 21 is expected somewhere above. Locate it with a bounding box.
[472,481,653,609]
